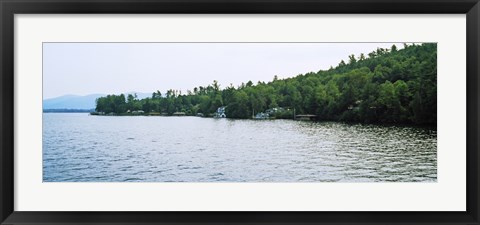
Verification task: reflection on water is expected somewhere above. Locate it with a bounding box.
[43,113,436,182]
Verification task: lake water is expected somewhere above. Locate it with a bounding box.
[43,113,437,182]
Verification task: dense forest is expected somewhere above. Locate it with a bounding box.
[94,43,437,125]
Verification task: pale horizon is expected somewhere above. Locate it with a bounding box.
[43,42,407,99]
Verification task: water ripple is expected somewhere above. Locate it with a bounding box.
[43,113,437,182]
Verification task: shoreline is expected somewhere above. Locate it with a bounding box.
[85,113,436,130]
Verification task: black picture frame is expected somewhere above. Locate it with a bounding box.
[1,0,479,224]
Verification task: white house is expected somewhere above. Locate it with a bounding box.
[214,106,226,118]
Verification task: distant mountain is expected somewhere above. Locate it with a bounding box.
[43,108,94,113]
[43,92,151,110]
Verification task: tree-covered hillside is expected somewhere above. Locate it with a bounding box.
[95,43,437,125]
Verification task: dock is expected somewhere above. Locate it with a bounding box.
[295,114,317,121]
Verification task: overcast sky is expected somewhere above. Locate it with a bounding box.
[43,42,405,99]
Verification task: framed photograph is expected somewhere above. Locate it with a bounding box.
[1,0,479,224]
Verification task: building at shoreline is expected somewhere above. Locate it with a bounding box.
[214,107,227,118]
